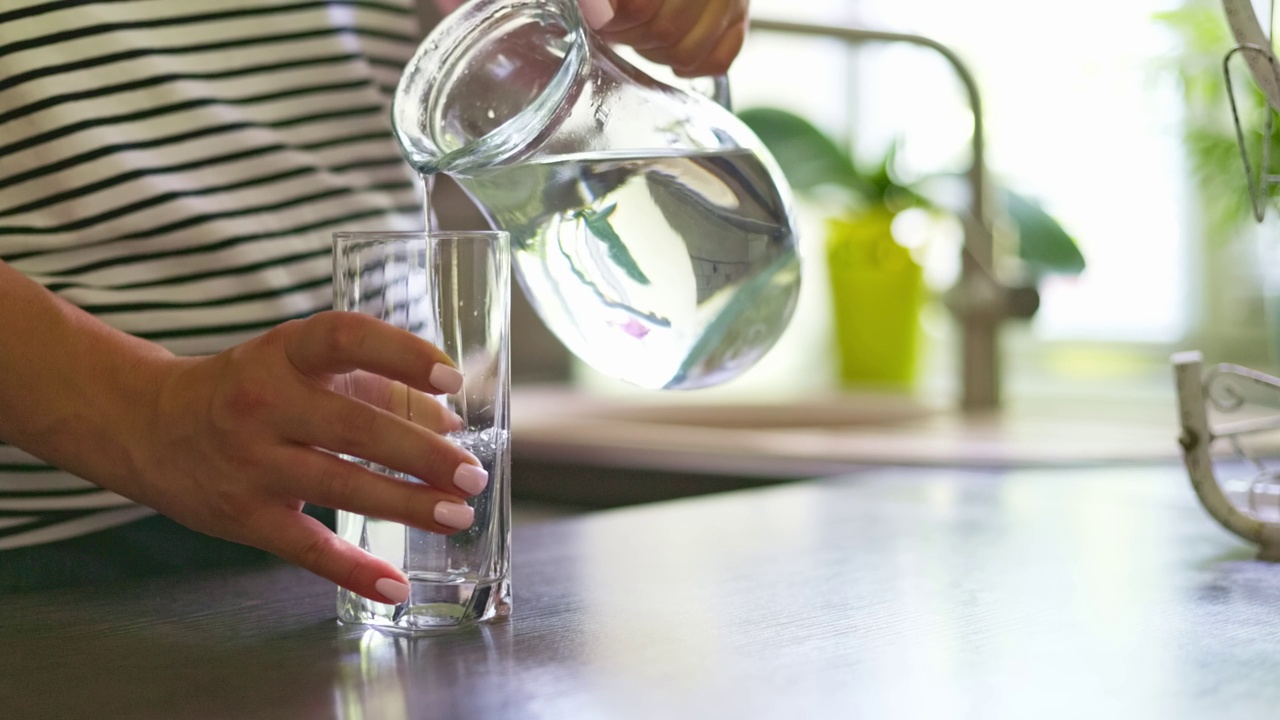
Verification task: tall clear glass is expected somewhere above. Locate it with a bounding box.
[332,231,511,632]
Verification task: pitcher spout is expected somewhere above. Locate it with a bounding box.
[394,0,588,176]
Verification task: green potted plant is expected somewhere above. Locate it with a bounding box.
[1155,0,1277,244]
[738,107,1086,388]
[1155,0,1280,365]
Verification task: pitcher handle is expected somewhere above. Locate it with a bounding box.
[679,75,734,111]
[711,76,734,112]
[573,0,734,109]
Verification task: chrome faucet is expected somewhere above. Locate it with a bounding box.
[752,19,1035,411]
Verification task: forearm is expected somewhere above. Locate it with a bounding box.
[0,261,172,489]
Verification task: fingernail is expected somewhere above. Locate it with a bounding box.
[430,364,464,394]
[434,501,475,529]
[375,577,410,604]
[454,463,489,495]
[446,411,466,432]
[579,0,615,29]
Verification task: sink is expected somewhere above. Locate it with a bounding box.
[586,394,934,430]
[511,385,1185,476]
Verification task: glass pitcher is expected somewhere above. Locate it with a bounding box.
[393,0,800,390]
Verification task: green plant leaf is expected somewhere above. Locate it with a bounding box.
[739,106,1085,277]
[916,175,1085,277]
[869,138,931,211]
[1003,190,1086,276]
[1154,0,1280,245]
[575,204,651,285]
[737,107,868,195]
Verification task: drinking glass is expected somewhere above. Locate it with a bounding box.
[332,231,511,632]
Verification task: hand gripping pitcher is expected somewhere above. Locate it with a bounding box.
[394,0,801,389]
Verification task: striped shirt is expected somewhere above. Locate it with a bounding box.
[0,0,428,549]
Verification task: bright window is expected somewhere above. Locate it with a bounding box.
[734,0,1191,344]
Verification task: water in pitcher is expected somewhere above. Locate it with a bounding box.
[432,147,800,390]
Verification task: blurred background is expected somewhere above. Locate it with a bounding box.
[503,0,1280,514]
[524,0,1280,396]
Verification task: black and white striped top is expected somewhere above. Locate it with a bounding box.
[0,0,426,548]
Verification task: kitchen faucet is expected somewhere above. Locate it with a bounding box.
[753,19,1038,412]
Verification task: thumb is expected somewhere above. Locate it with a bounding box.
[578,0,615,30]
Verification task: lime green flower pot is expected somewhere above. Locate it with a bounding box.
[827,209,926,388]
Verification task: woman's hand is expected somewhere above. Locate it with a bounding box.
[0,260,482,604]
[124,312,485,605]
[583,0,749,78]
[434,0,750,77]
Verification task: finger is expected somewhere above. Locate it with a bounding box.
[579,0,614,29]
[293,387,486,497]
[341,370,464,434]
[286,447,479,535]
[391,382,466,434]
[600,0,704,51]
[597,0,661,33]
[673,16,746,78]
[254,508,411,604]
[283,311,464,396]
[636,0,735,75]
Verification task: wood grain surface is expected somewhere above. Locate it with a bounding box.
[4,465,1280,719]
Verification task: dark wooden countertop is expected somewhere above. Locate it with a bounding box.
[5,464,1280,719]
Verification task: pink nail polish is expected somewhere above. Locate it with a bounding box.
[454,464,489,495]
[375,577,410,604]
[434,502,475,530]
[579,0,615,29]
[429,364,464,394]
